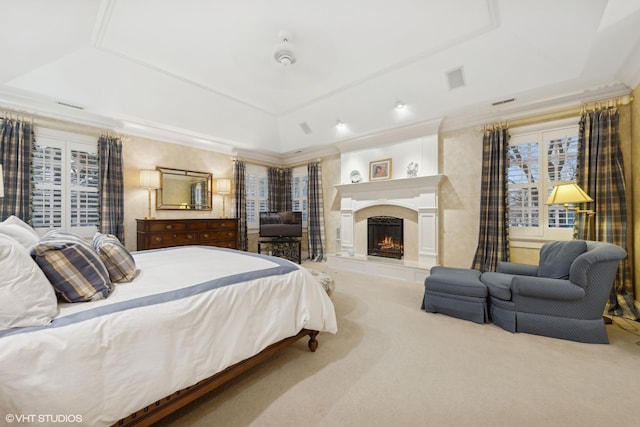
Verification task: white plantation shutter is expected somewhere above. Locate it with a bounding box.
[32,144,63,228]
[31,129,99,237]
[245,165,268,230]
[507,141,540,228]
[291,167,308,224]
[508,120,579,240]
[69,149,99,227]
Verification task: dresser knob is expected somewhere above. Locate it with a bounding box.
[187,234,193,240]
[154,237,162,242]
[203,233,210,238]
[165,224,173,230]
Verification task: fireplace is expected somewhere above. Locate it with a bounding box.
[367,216,403,260]
[333,174,442,281]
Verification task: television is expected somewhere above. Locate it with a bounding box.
[259,211,302,238]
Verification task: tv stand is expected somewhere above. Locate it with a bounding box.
[258,237,301,264]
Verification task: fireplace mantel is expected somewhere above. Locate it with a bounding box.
[335,175,443,198]
[331,174,443,282]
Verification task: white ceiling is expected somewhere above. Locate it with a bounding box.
[1,0,640,158]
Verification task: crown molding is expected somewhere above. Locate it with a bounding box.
[335,117,443,153]
[440,81,632,132]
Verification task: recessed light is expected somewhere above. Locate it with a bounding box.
[336,119,345,127]
[395,101,405,110]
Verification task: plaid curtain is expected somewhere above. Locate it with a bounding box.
[267,167,292,211]
[307,161,326,261]
[471,127,510,272]
[576,109,638,320]
[98,136,124,241]
[0,119,32,222]
[234,160,247,251]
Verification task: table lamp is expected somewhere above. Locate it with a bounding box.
[216,178,231,218]
[140,169,161,219]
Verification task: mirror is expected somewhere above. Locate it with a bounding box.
[156,167,212,210]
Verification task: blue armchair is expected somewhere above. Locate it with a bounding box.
[480,240,626,343]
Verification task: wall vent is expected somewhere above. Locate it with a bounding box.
[492,98,515,106]
[57,101,84,110]
[446,67,465,90]
[299,122,312,135]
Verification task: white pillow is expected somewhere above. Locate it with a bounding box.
[0,215,41,250]
[0,234,58,329]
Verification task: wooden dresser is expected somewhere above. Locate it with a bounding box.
[136,218,238,251]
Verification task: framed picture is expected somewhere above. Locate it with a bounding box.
[369,158,392,181]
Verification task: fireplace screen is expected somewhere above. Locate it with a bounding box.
[367,216,403,259]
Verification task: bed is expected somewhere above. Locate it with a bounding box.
[0,243,337,426]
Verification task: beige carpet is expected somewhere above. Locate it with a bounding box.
[158,262,640,427]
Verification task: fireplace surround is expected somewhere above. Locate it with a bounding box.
[331,175,443,282]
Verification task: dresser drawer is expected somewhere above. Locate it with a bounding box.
[208,220,236,230]
[213,240,237,249]
[200,230,236,241]
[137,218,238,251]
[149,232,197,246]
[147,222,187,232]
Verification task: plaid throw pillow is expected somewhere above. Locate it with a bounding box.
[93,233,137,283]
[32,231,112,303]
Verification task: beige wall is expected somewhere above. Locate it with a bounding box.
[439,127,484,267]
[632,85,640,301]
[322,153,342,256]
[122,136,232,251]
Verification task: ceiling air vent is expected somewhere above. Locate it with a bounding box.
[299,122,312,135]
[446,67,465,90]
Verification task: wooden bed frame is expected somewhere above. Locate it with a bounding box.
[114,329,319,427]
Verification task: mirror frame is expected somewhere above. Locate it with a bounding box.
[156,167,213,210]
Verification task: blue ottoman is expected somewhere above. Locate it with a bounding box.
[421,266,488,324]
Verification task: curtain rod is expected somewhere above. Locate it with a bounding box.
[234,157,322,169]
[2,110,33,124]
[485,94,634,130]
[580,94,633,113]
[1,107,107,138]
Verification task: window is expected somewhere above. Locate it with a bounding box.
[31,129,99,237]
[291,166,308,225]
[507,119,579,240]
[244,164,309,231]
[245,164,268,230]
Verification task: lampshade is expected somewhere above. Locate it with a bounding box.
[0,164,4,198]
[139,169,161,189]
[216,178,231,195]
[545,183,593,205]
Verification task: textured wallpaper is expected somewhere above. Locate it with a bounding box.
[122,136,232,250]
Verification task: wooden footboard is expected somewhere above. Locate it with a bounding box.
[113,329,319,427]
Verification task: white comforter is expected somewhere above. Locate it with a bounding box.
[0,246,337,426]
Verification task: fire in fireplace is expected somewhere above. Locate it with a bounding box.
[367,216,404,259]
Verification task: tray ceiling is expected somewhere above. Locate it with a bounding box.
[1,0,639,157]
